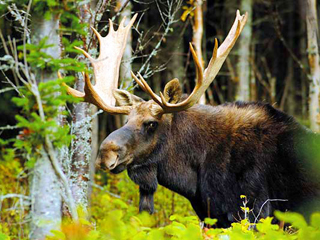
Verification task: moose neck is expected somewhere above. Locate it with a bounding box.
[155,107,215,199]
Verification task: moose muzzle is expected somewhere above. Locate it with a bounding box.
[97,126,134,171]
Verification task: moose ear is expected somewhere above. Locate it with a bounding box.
[113,89,144,106]
[163,78,182,104]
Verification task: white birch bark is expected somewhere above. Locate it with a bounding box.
[119,0,133,89]
[119,0,133,126]
[236,0,252,101]
[306,0,320,132]
[29,15,62,240]
[70,3,93,210]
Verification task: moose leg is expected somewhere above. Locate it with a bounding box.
[190,198,207,221]
[139,187,156,214]
[127,165,158,214]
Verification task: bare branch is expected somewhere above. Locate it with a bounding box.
[0,70,23,95]
[0,125,20,130]
[137,0,183,78]
[253,199,288,224]
[0,194,31,201]
[22,0,32,84]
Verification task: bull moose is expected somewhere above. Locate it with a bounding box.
[63,11,319,227]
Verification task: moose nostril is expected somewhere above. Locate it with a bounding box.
[107,153,119,169]
[98,139,123,170]
[109,162,116,169]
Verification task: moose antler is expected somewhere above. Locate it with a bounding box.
[62,14,138,114]
[132,10,248,113]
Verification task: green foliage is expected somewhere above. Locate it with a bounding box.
[11,77,75,167]
[16,38,85,72]
[34,186,320,240]
[204,217,217,226]
[44,176,320,240]
[0,0,88,168]
[60,11,88,36]
[96,171,195,225]
[0,226,10,240]
[0,139,27,237]
[1,0,89,237]
[46,188,202,240]
[203,212,320,240]
[275,211,320,240]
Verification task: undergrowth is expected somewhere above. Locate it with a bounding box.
[2,171,320,239]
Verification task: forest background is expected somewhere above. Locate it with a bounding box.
[1,0,320,239]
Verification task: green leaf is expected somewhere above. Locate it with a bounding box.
[12,96,29,108]
[0,232,10,240]
[204,217,217,226]
[275,211,307,229]
[113,199,129,209]
[147,229,165,240]
[256,217,279,233]
[15,115,31,128]
[311,212,320,229]
[48,230,66,240]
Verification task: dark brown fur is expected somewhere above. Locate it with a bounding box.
[98,101,320,227]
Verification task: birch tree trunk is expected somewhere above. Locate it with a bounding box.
[306,0,320,132]
[89,104,99,204]
[119,0,133,89]
[119,0,133,126]
[250,43,256,101]
[70,3,95,210]
[236,0,252,101]
[29,14,62,240]
[192,0,206,104]
[299,0,308,119]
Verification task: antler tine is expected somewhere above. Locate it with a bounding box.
[119,16,127,28]
[203,10,247,85]
[108,19,114,33]
[90,26,102,43]
[153,10,247,113]
[137,72,163,106]
[205,38,219,73]
[218,10,244,58]
[189,42,203,86]
[62,14,138,115]
[127,14,138,30]
[131,71,163,106]
[131,71,147,92]
[74,46,94,62]
[59,71,85,98]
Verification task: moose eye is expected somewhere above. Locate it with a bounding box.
[144,121,158,132]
